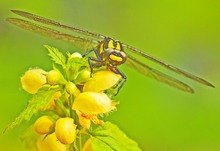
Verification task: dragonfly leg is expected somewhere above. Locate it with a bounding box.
[83,48,104,77]
[83,48,102,60]
[83,48,94,57]
[110,68,127,95]
[88,57,105,77]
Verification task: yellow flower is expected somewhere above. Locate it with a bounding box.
[72,92,117,126]
[72,70,120,127]
[37,133,66,151]
[20,69,47,94]
[55,117,77,144]
[72,92,116,115]
[83,70,121,92]
[34,116,54,135]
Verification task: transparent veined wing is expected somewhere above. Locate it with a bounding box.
[126,54,194,93]
[10,10,105,40]
[6,18,99,52]
[123,45,214,88]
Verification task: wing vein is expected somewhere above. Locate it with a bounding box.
[123,44,214,87]
[11,10,106,40]
[126,55,194,93]
[6,18,98,51]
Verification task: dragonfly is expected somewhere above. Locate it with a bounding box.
[6,10,214,94]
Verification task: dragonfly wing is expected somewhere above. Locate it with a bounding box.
[126,54,194,93]
[11,10,105,40]
[6,18,98,52]
[123,44,214,88]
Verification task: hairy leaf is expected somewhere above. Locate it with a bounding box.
[90,122,142,151]
[44,45,66,68]
[4,88,57,133]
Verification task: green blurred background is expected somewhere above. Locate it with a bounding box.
[0,0,219,151]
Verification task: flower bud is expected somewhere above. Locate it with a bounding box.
[71,52,82,58]
[20,69,47,94]
[75,69,91,84]
[46,70,60,85]
[37,133,66,151]
[34,116,54,135]
[65,82,80,96]
[55,117,77,144]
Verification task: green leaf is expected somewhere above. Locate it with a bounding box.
[44,45,66,68]
[4,88,57,133]
[90,122,142,151]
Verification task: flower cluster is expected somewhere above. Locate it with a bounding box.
[5,46,141,151]
[19,46,122,150]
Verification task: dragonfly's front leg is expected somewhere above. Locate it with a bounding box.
[110,67,127,96]
[83,48,104,77]
[83,48,95,58]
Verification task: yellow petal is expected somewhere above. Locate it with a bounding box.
[20,69,47,94]
[76,110,91,129]
[83,70,121,92]
[37,133,66,151]
[72,92,116,114]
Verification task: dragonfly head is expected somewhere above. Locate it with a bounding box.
[100,37,126,66]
